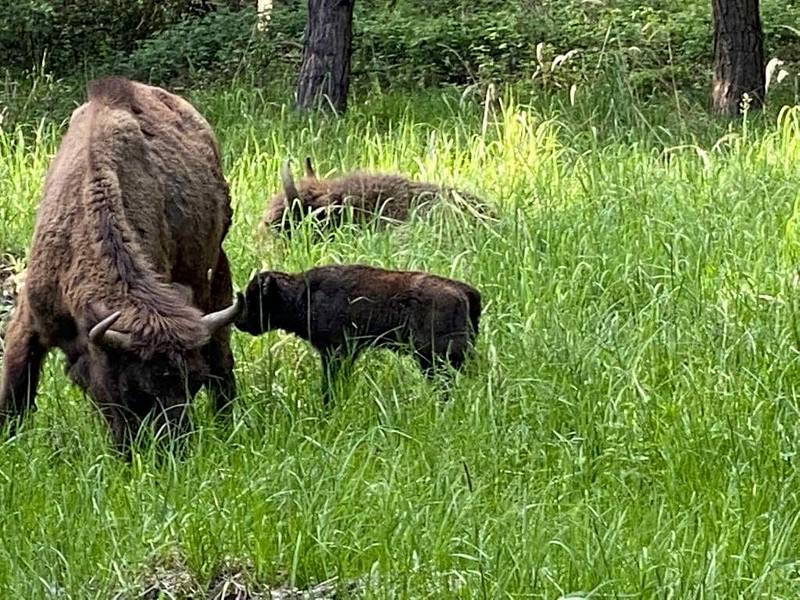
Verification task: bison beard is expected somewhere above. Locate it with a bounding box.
[0,78,241,454]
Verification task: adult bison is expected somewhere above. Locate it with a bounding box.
[0,78,241,452]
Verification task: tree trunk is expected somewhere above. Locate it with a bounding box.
[296,0,355,113]
[711,0,765,116]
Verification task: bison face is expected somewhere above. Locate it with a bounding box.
[114,348,207,412]
[262,158,328,235]
[236,272,280,335]
[73,345,209,444]
[77,295,242,449]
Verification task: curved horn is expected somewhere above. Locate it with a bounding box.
[281,160,299,201]
[89,311,134,350]
[201,293,243,335]
[303,156,316,179]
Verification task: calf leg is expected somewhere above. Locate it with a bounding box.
[417,335,470,378]
[320,351,340,407]
[320,349,357,406]
[203,251,237,414]
[0,297,47,429]
[446,351,466,372]
[415,349,456,380]
[416,348,467,403]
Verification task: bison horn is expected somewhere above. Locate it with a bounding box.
[200,293,243,334]
[304,156,316,179]
[89,311,134,350]
[281,160,299,201]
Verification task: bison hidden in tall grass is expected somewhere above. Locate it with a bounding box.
[0,78,241,453]
[236,264,481,404]
[262,157,494,235]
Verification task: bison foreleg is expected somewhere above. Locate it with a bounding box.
[320,353,338,407]
[203,251,237,414]
[0,298,47,429]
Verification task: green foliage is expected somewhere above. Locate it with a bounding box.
[0,0,211,73]
[111,8,265,84]
[2,0,800,98]
[0,0,55,67]
[356,0,797,93]
[354,3,542,86]
[2,82,800,595]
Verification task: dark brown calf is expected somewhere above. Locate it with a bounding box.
[236,265,481,404]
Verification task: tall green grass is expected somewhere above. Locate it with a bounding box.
[1,85,800,597]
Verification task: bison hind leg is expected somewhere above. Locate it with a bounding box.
[0,298,47,432]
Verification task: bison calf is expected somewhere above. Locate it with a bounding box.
[236,265,481,404]
[262,158,493,235]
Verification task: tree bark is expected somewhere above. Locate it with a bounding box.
[711,0,765,116]
[296,0,355,113]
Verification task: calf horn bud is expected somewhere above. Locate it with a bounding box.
[89,311,134,350]
[201,293,243,334]
[281,160,299,201]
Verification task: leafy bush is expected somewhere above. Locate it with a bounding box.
[111,8,265,84]
[1,0,799,99]
[353,5,544,86]
[0,0,214,73]
[351,0,800,96]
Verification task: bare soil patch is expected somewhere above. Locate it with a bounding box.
[116,551,361,600]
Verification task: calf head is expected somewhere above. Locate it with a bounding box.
[236,272,293,335]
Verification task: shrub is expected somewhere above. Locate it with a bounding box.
[0,0,214,73]
[111,7,265,84]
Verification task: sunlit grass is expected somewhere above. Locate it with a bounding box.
[1,84,800,597]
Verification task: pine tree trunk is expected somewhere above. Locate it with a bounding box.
[711,0,765,116]
[295,0,355,113]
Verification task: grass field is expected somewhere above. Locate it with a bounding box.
[1,83,800,597]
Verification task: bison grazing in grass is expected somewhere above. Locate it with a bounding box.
[236,265,481,404]
[0,78,242,453]
[262,157,493,234]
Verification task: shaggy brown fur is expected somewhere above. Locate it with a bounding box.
[0,78,241,452]
[262,158,493,234]
[236,265,481,404]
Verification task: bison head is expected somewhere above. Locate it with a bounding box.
[235,271,296,336]
[69,296,242,448]
[263,158,331,233]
